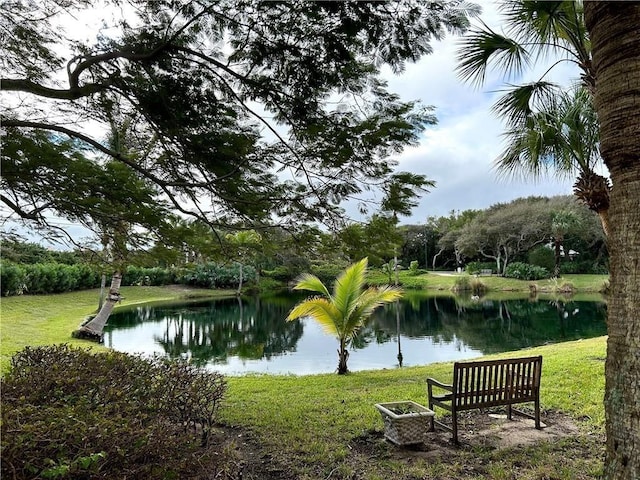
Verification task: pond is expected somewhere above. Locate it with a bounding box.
[104,293,607,375]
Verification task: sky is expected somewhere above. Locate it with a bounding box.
[373,1,583,224]
[3,1,589,247]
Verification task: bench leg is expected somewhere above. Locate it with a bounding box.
[427,387,435,432]
[507,403,513,420]
[535,397,541,429]
[452,410,459,444]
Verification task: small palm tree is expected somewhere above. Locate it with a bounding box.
[286,258,402,374]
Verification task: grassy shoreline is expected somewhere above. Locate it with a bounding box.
[368,271,609,294]
[0,285,234,370]
[222,336,605,479]
[1,283,607,478]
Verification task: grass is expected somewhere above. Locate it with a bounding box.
[1,283,608,479]
[0,285,232,371]
[221,337,606,479]
[367,270,609,294]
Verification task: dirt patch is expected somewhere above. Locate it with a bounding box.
[352,409,584,460]
[209,424,296,480]
[212,410,599,479]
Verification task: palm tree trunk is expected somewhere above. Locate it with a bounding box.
[337,340,349,374]
[74,271,122,342]
[584,4,640,478]
[98,273,106,310]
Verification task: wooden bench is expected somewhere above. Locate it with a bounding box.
[427,356,542,443]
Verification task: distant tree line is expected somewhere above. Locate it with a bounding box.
[2,195,607,297]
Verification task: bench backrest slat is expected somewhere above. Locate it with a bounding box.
[451,356,542,410]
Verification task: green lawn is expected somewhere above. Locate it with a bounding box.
[221,337,606,479]
[1,284,608,479]
[0,285,232,371]
[367,270,609,294]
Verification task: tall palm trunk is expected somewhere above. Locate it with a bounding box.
[74,271,122,342]
[584,4,640,478]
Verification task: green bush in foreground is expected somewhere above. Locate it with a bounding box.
[1,345,232,480]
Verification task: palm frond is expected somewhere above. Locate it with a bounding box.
[456,22,530,87]
[291,273,331,297]
[332,258,368,319]
[285,297,340,337]
[344,286,403,341]
[560,87,600,171]
[491,81,558,124]
[494,85,602,182]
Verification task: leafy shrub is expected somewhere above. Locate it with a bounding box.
[528,246,555,271]
[1,345,231,480]
[465,261,495,275]
[451,276,471,292]
[74,263,102,289]
[124,266,177,286]
[0,261,27,296]
[178,262,257,289]
[559,260,609,275]
[556,282,576,293]
[504,262,550,281]
[262,265,293,282]
[409,260,419,275]
[8,262,103,295]
[23,263,82,294]
[469,278,487,295]
[452,277,487,295]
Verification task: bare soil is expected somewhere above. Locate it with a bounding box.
[352,409,583,459]
[213,409,603,479]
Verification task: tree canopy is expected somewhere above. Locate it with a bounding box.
[1,0,480,246]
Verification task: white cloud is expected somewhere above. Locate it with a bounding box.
[376,1,582,224]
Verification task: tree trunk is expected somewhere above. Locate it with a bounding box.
[74,271,123,342]
[396,300,403,367]
[553,238,562,278]
[394,254,399,286]
[584,4,640,478]
[598,208,612,238]
[237,262,243,296]
[337,341,349,375]
[98,273,106,310]
[432,247,444,270]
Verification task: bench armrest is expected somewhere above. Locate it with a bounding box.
[426,378,453,391]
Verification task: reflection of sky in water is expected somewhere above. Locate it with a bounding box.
[106,316,483,376]
[105,295,606,376]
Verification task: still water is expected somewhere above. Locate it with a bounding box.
[104,293,607,375]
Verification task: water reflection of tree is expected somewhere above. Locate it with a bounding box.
[369,296,607,354]
[106,294,607,364]
[107,296,304,366]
